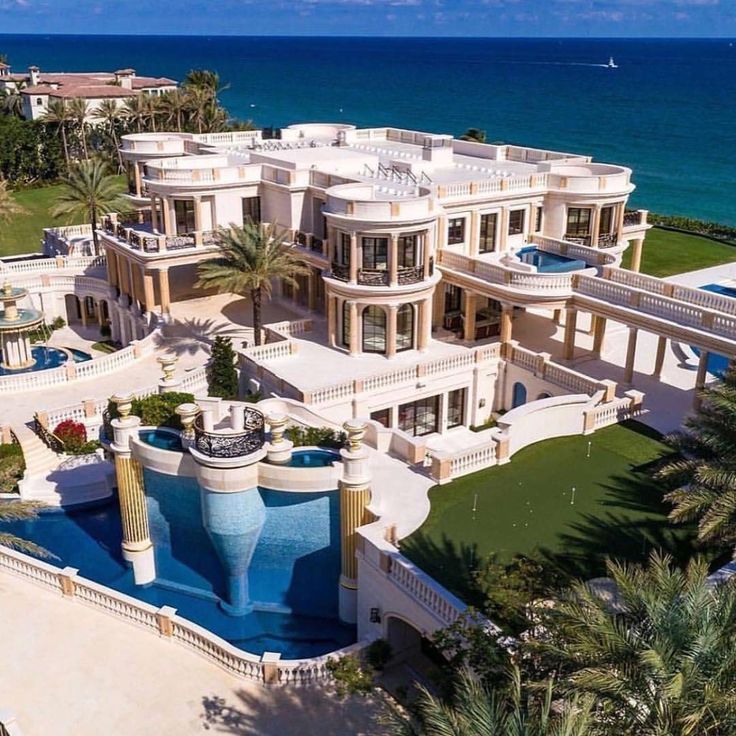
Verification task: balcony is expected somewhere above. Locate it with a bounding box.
[193,409,265,458]
[329,264,426,286]
[597,233,619,248]
[623,209,648,229]
[564,233,592,246]
[357,269,390,286]
[101,215,212,254]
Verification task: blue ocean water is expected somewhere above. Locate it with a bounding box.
[1,35,735,223]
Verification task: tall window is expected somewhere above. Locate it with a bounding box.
[396,304,414,352]
[174,199,195,234]
[447,218,465,245]
[361,237,389,270]
[242,196,261,225]
[338,233,351,266]
[445,284,462,313]
[398,234,418,267]
[447,388,466,429]
[342,301,351,347]
[399,396,440,437]
[535,207,543,233]
[599,205,615,234]
[479,213,497,253]
[370,408,391,428]
[362,306,386,353]
[566,207,591,237]
[508,209,525,235]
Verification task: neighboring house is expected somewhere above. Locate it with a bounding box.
[0,64,177,121]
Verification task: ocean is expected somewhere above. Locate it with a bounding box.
[1,35,735,224]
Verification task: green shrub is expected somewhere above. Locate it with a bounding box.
[365,638,392,671]
[0,442,25,494]
[285,426,345,449]
[99,324,111,338]
[244,390,262,404]
[470,417,497,432]
[325,655,374,698]
[51,316,66,330]
[108,391,195,429]
[207,335,239,400]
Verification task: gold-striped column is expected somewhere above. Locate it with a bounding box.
[110,393,156,584]
[338,419,373,623]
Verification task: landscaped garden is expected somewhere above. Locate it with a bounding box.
[402,421,698,599]
[620,226,736,277]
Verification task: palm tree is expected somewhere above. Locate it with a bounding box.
[93,99,124,171]
[0,178,25,227]
[141,94,161,133]
[42,98,72,169]
[0,500,51,558]
[658,365,736,546]
[537,552,736,736]
[185,85,214,134]
[67,97,90,159]
[122,95,147,133]
[196,222,309,346]
[460,128,487,143]
[0,83,24,117]
[51,160,126,255]
[385,667,595,736]
[160,89,188,132]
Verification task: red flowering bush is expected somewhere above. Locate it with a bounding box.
[54,419,87,452]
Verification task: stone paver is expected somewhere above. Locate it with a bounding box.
[0,572,389,736]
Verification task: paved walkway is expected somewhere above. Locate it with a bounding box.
[0,572,389,736]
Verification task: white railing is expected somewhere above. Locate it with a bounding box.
[450,442,497,478]
[590,394,639,429]
[243,341,296,361]
[0,544,356,686]
[0,254,105,276]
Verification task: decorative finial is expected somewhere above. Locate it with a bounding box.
[267,413,288,445]
[343,419,367,453]
[157,355,178,382]
[111,393,134,420]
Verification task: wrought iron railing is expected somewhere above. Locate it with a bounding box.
[564,233,592,246]
[33,415,65,454]
[165,234,196,250]
[623,210,643,227]
[598,232,618,248]
[357,269,390,286]
[103,218,115,234]
[193,410,265,458]
[331,262,350,281]
[397,266,423,285]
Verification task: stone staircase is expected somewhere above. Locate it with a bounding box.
[12,424,114,507]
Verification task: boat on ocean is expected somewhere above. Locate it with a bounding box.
[607,56,618,68]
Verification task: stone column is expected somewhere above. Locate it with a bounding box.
[150,195,159,233]
[693,349,710,411]
[327,295,336,347]
[162,196,173,236]
[630,238,644,273]
[193,195,202,234]
[142,267,155,313]
[106,250,118,288]
[158,268,171,315]
[422,230,432,280]
[591,204,601,247]
[624,326,638,384]
[349,232,358,283]
[348,301,360,356]
[110,394,155,585]
[498,209,509,251]
[563,307,578,360]
[653,335,667,379]
[389,234,399,287]
[463,291,477,342]
[417,298,431,352]
[386,304,398,359]
[592,314,607,357]
[500,303,513,344]
[468,211,479,257]
[134,162,142,198]
[339,419,373,624]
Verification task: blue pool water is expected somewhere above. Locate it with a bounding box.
[138,428,183,452]
[287,450,339,468]
[0,345,91,376]
[517,247,586,274]
[2,472,354,657]
[691,284,734,377]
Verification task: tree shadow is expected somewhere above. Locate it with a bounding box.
[200,685,391,735]
[155,317,240,357]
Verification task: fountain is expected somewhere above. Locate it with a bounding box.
[0,281,43,370]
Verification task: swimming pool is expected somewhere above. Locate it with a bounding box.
[138,428,183,452]
[517,246,586,273]
[0,345,92,376]
[692,284,734,377]
[285,449,339,467]
[1,472,354,658]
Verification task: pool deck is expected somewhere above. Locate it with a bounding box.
[0,571,389,736]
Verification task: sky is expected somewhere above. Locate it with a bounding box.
[0,0,734,37]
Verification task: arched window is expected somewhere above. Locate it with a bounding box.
[396,304,414,352]
[342,301,351,348]
[512,382,527,408]
[362,306,386,354]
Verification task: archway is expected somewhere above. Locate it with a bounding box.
[64,294,82,324]
[512,381,527,408]
[385,615,423,664]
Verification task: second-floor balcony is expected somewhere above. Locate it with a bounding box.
[101,215,216,255]
[330,263,427,286]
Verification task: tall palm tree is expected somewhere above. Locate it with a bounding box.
[93,99,124,171]
[185,85,214,134]
[386,667,595,736]
[460,128,487,143]
[42,98,72,169]
[196,222,309,346]
[0,178,26,227]
[51,160,126,255]
[67,97,90,159]
[141,94,161,133]
[122,95,147,133]
[0,500,50,558]
[160,89,188,132]
[658,364,736,546]
[0,84,24,117]
[537,552,736,736]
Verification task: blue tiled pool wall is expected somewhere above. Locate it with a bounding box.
[0,345,92,376]
[517,246,586,273]
[694,284,734,377]
[142,470,340,619]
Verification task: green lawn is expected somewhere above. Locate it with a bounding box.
[0,176,126,258]
[402,422,697,599]
[621,227,736,277]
